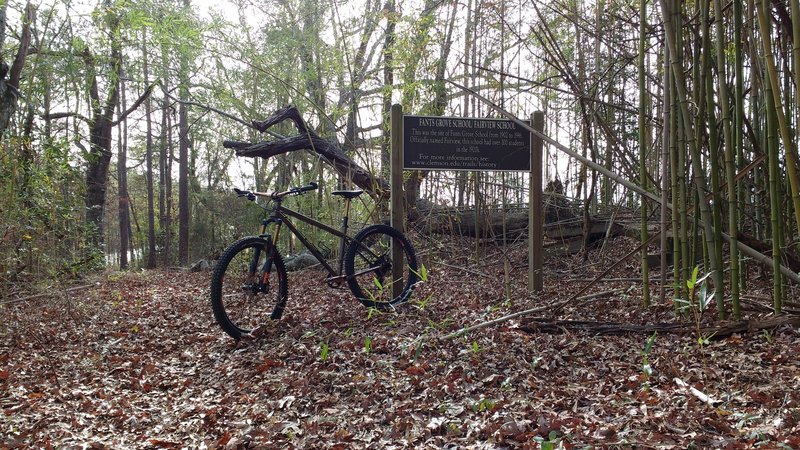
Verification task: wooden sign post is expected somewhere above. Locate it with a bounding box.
[390,104,405,299]
[529,112,544,292]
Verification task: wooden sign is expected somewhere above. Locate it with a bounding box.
[403,115,531,171]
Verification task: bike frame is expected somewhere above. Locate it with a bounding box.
[258,196,356,284]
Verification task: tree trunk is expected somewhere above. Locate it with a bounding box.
[84,17,122,252]
[380,0,395,179]
[238,106,390,197]
[177,0,191,266]
[117,73,130,269]
[714,0,741,317]
[143,29,157,269]
[0,2,34,138]
[638,0,650,306]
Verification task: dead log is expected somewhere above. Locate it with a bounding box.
[738,232,800,272]
[518,319,690,335]
[416,199,622,247]
[414,176,622,246]
[701,315,800,339]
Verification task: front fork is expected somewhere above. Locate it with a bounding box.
[252,217,282,290]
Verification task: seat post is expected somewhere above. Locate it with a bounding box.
[341,197,352,233]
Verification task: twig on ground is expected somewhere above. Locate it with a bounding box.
[436,262,493,279]
[0,284,94,306]
[441,289,619,340]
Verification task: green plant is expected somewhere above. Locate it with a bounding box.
[413,292,434,310]
[411,334,426,365]
[411,263,429,284]
[364,335,373,353]
[674,266,716,348]
[469,341,481,354]
[472,398,496,412]
[533,431,563,450]
[366,307,381,320]
[426,317,453,330]
[320,340,330,362]
[641,332,657,386]
[762,329,773,344]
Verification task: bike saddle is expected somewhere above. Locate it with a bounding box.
[331,190,363,200]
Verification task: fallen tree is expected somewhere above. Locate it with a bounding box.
[226,105,389,199]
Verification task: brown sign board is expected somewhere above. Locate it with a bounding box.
[403,115,531,171]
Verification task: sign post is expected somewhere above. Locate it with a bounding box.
[390,104,405,299]
[529,112,544,292]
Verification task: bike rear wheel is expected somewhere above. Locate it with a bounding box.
[344,224,418,308]
[210,237,288,339]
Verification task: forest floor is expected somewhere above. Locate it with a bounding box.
[2,234,800,449]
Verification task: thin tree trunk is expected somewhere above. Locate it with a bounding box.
[0,2,34,138]
[765,67,784,313]
[117,72,130,269]
[380,0,395,179]
[639,0,650,306]
[713,0,741,318]
[177,0,191,266]
[661,40,671,305]
[142,29,156,269]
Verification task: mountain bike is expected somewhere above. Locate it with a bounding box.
[209,181,419,340]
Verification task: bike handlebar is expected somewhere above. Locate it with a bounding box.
[288,181,318,195]
[233,187,257,201]
[233,182,318,201]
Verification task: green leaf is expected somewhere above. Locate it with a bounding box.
[364,336,373,353]
[643,332,657,355]
[698,283,709,312]
[320,341,329,362]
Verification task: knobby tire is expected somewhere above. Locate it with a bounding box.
[210,236,288,340]
[344,224,418,308]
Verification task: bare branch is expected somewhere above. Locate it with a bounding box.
[112,84,154,126]
[43,112,91,123]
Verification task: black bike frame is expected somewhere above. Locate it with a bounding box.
[260,200,355,282]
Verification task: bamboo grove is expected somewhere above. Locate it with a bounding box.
[1,0,799,316]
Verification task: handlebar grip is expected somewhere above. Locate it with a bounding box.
[291,182,319,194]
[233,188,256,201]
[223,140,251,149]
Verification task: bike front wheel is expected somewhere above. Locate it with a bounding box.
[344,224,418,308]
[210,237,288,339]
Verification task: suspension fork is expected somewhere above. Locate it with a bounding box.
[254,215,283,283]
